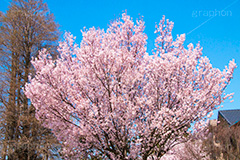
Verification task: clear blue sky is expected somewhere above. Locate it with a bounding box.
[1,0,240,120]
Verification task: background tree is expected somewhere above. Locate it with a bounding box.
[0,0,61,159]
[216,125,240,159]
[25,13,236,159]
[203,122,240,160]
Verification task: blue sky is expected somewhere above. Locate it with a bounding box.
[1,0,240,120]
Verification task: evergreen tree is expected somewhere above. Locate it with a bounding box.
[0,0,61,159]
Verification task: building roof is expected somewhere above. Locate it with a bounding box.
[218,109,240,126]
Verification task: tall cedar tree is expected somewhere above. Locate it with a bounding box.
[0,0,61,159]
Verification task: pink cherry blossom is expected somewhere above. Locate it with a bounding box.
[25,13,236,159]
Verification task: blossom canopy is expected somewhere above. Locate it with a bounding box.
[25,13,236,159]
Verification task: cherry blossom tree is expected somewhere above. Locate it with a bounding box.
[24,13,236,159]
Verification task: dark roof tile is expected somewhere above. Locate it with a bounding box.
[218,109,240,126]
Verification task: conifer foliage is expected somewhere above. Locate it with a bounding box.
[0,0,60,159]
